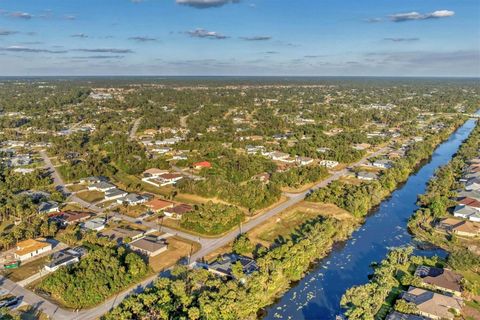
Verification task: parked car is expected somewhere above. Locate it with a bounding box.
[0,296,20,308]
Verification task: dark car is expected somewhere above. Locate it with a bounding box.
[0,296,20,308]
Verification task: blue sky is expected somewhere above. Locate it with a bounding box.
[0,0,479,76]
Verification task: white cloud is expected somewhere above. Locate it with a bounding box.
[389,10,454,22]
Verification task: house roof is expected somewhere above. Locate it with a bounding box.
[159,173,183,180]
[145,199,174,211]
[414,266,463,293]
[402,287,463,319]
[165,204,193,215]
[459,197,480,208]
[193,161,211,168]
[100,228,144,242]
[143,168,168,176]
[385,311,427,320]
[453,221,480,235]
[458,190,480,201]
[208,253,258,277]
[129,237,167,253]
[15,239,51,256]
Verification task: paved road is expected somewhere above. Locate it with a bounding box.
[128,117,142,140]
[9,146,388,319]
[40,150,104,213]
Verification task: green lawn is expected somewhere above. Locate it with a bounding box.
[75,190,105,203]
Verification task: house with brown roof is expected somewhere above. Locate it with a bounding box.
[14,239,52,261]
[129,236,167,257]
[49,211,91,226]
[401,287,463,319]
[414,266,463,296]
[437,217,480,237]
[163,204,193,219]
[145,199,174,212]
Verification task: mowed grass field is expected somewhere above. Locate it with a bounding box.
[75,190,104,203]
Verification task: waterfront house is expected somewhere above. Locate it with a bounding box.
[437,217,480,237]
[372,159,393,169]
[400,287,463,320]
[357,171,377,181]
[385,311,428,320]
[206,253,258,281]
[414,266,463,296]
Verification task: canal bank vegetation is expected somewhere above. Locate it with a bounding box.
[340,247,444,319]
[308,118,466,218]
[408,122,480,251]
[103,216,355,320]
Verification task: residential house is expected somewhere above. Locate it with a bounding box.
[163,204,193,219]
[145,199,174,212]
[205,254,258,280]
[104,188,128,201]
[316,147,330,153]
[352,143,370,151]
[13,168,35,175]
[357,171,377,181]
[142,168,168,178]
[457,190,480,201]
[14,239,52,261]
[466,178,480,191]
[100,228,144,244]
[319,160,339,168]
[296,156,314,166]
[87,182,116,192]
[38,201,60,214]
[82,217,107,231]
[453,205,480,222]
[437,217,480,237]
[129,236,167,257]
[269,151,290,162]
[458,197,480,211]
[246,145,265,155]
[79,176,104,184]
[385,311,428,320]
[142,173,183,187]
[414,266,463,296]
[372,159,393,169]
[400,287,463,320]
[50,211,91,226]
[116,193,148,205]
[44,247,85,272]
[192,161,212,169]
